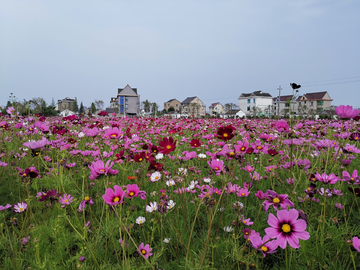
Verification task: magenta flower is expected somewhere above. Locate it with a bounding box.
[88,160,119,180]
[207,158,224,175]
[23,137,48,150]
[104,127,122,139]
[335,105,359,119]
[102,185,124,206]
[263,190,294,213]
[264,209,310,249]
[315,173,339,184]
[353,237,360,252]
[85,127,99,137]
[0,204,12,211]
[6,106,15,115]
[255,190,268,200]
[137,242,153,259]
[342,170,359,183]
[276,120,289,132]
[14,202,28,213]
[236,188,250,197]
[249,234,278,257]
[125,184,140,199]
[60,194,73,207]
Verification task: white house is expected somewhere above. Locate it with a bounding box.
[238,91,273,116]
[209,102,225,116]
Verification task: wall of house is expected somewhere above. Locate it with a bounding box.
[165,100,181,112]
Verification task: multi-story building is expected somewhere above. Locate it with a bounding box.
[297,91,333,114]
[110,84,140,116]
[180,96,206,117]
[238,91,273,116]
[57,97,75,112]
[164,99,181,113]
[273,95,296,116]
[209,102,225,116]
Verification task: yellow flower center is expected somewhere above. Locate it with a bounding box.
[216,167,219,170]
[23,173,26,176]
[223,133,228,137]
[100,169,105,173]
[257,146,262,149]
[230,152,235,156]
[241,147,245,151]
[273,197,280,203]
[282,224,291,233]
[141,250,146,254]
[155,176,159,180]
[139,158,143,161]
[113,197,120,202]
[64,199,68,202]
[111,134,116,137]
[85,196,90,201]
[242,220,247,224]
[241,193,245,196]
[139,220,143,224]
[166,145,172,149]
[261,246,268,252]
[19,208,23,211]
[129,192,135,197]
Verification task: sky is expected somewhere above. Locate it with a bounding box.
[1,0,359,111]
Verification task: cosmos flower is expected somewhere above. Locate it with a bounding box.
[264,209,310,249]
[150,171,161,182]
[136,216,146,225]
[263,190,294,213]
[23,137,48,150]
[335,105,359,119]
[146,202,158,213]
[14,202,28,213]
[137,243,153,259]
[60,194,73,207]
[217,125,235,141]
[353,237,360,252]
[158,136,177,154]
[88,160,119,180]
[102,185,124,206]
[249,234,278,257]
[0,204,12,211]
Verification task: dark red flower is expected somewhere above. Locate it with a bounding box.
[158,137,177,154]
[134,152,145,163]
[217,125,235,141]
[148,160,164,171]
[98,111,108,117]
[268,149,278,156]
[190,139,202,148]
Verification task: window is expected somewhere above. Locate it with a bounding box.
[317,108,324,112]
[304,101,307,104]
[247,99,250,103]
[253,99,255,103]
[176,104,178,107]
[311,102,314,106]
[298,102,301,106]
[317,101,324,106]
[285,103,290,107]
[247,107,250,111]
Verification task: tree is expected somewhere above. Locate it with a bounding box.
[79,102,85,114]
[90,102,97,114]
[168,106,175,112]
[72,97,79,113]
[94,100,104,110]
[142,100,151,114]
[151,102,158,117]
[229,103,238,110]
[224,103,231,113]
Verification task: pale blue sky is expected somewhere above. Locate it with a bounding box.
[1,0,359,110]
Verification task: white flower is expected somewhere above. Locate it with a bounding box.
[150,171,161,182]
[136,216,146,225]
[233,201,244,208]
[167,200,176,210]
[78,132,85,138]
[198,153,207,158]
[166,179,175,187]
[218,207,225,212]
[14,202,28,213]
[223,226,233,232]
[203,178,211,183]
[178,168,187,175]
[146,202,158,213]
[150,191,157,196]
[155,153,164,160]
[163,238,171,243]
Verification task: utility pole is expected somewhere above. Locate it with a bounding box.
[277,85,282,116]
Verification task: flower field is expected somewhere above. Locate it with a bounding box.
[1,107,360,269]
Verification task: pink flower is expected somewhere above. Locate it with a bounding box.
[255,190,268,200]
[125,184,140,198]
[104,127,122,139]
[315,173,339,184]
[342,170,359,183]
[23,137,48,150]
[335,105,359,119]
[14,202,28,213]
[264,209,310,249]
[249,234,278,257]
[6,106,15,115]
[0,204,12,211]
[138,242,153,259]
[84,127,99,137]
[263,190,294,213]
[276,120,289,132]
[353,237,360,252]
[102,185,124,206]
[60,194,73,207]
[207,158,224,175]
[236,188,250,197]
[88,160,119,180]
